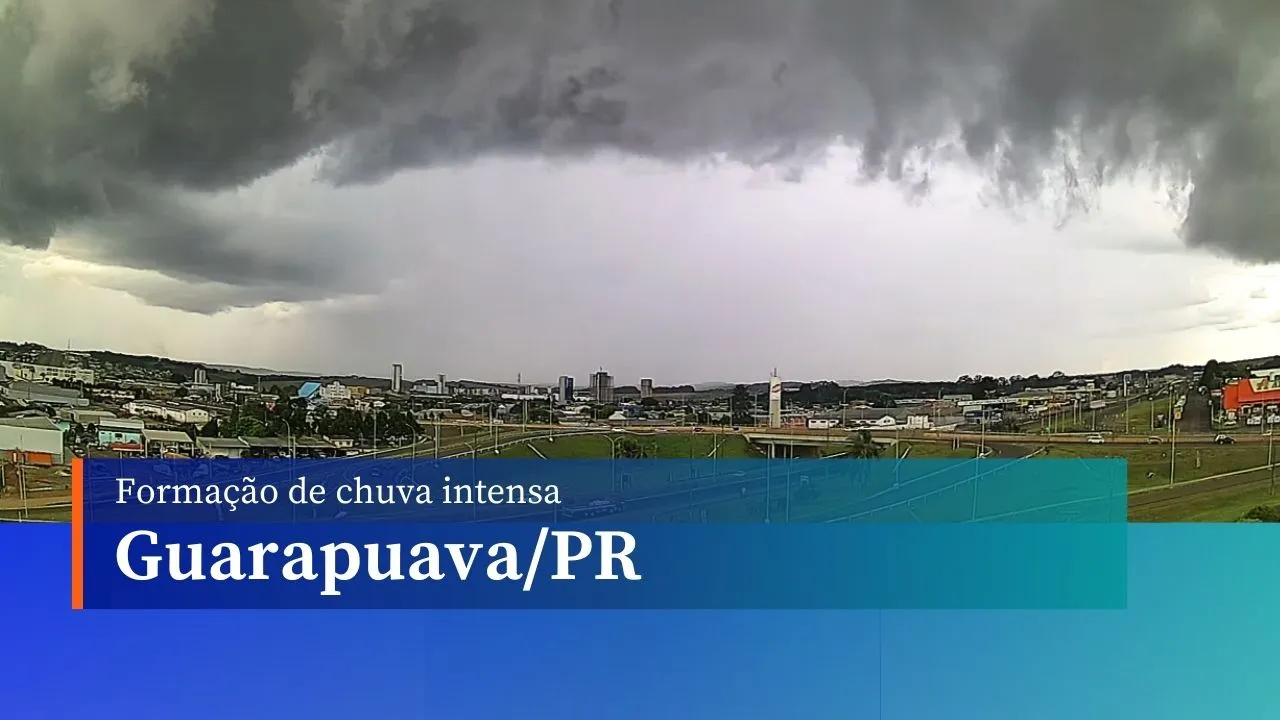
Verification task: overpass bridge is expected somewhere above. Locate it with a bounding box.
[741,431,899,457]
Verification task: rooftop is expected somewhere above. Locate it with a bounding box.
[142,429,193,444]
[195,437,249,448]
[5,381,84,399]
[0,417,60,431]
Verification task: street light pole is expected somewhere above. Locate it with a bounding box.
[1169,414,1177,487]
[1268,432,1275,496]
[461,441,478,520]
[765,441,773,523]
[607,434,621,493]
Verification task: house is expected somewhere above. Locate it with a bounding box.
[1,380,89,407]
[293,437,339,458]
[298,381,352,407]
[61,408,118,425]
[0,417,65,465]
[843,408,913,428]
[142,429,194,457]
[123,400,212,425]
[241,436,292,458]
[98,418,146,452]
[196,437,249,459]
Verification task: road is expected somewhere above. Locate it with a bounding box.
[1177,388,1213,434]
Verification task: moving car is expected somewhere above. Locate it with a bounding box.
[1085,433,1105,445]
[1214,434,1236,445]
[1146,436,1163,444]
[559,496,627,520]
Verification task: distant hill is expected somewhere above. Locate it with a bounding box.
[4,339,1278,393]
[205,362,320,377]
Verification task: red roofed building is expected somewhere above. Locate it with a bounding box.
[1222,370,1280,426]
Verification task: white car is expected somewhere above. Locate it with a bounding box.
[1085,434,1105,445]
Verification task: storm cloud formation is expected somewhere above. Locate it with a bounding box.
[2,0,1279,310]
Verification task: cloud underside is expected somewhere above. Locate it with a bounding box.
[2,0,1280,311]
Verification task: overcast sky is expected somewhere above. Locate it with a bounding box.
[1,0,1278,385]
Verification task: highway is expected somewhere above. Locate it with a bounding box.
[405,419,1259,446]
[26,413,1272,523]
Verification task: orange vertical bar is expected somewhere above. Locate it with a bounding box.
[71,457,84,610]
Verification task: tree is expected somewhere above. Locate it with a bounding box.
[1242,505,1280,522]
[1199,359,1222,390]
[615,438,650,459]
[731,383,750,411]
[844,431,883,458]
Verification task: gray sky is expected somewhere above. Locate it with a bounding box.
[1,0,1278,385]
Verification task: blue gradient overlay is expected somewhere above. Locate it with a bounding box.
[82,458,1126,609]
[5,524,1280,719]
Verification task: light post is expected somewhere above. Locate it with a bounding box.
[461,441,479,520]
[1268,431,1275,496]
[977,407,987,460]
[893,446,911,490]
[279,418,296,522]
[489,403,498,453]
[1169,413,1178,487]
[607,434,621,493]
[764,441,773,523]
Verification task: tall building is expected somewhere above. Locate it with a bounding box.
[193,367,208,385]
[589,369,615,404]
[768,369,782,429]
[639,378,654,399]
[558,376,575,405]
[437,373,448,395]
[391,363,403,393]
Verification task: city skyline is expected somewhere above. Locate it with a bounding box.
[0,336,1258,390]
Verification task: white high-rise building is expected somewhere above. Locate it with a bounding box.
[391,363,403,393]
[768,370,782,429]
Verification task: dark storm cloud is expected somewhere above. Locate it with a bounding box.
[2,0,1279,310]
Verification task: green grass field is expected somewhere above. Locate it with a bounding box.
[1028,396,1173,435]
[0,507,69,522]
[1042,443,1272,490]
[1130,473,1280,522]
[897,442,977,459]
[480,432,762,460]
